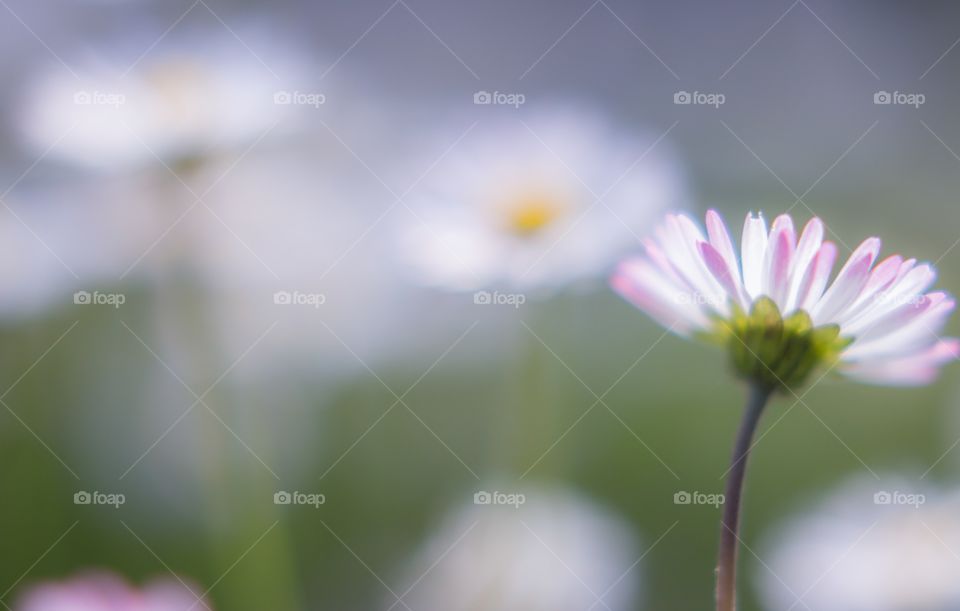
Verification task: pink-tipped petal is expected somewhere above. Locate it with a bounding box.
[706,210,743,291]
[833,255,904,326]
[844,296,955,360]
[796,242,838,312]
[768,214,797,246]
[843,339,960,385]
[894,258,917,283]
[611,259,710,335]
[810,237,881,324]
[643,238,684,284]
[765,225,794,311]
[839,261,933,330]
[843,293,934,338]
[664,214,728,314]
[699,240,747,309]
[883,263,937,304]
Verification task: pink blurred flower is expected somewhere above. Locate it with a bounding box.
[612,210,958,387]
[17,572,211,611]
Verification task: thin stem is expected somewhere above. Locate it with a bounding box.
[716,383,773,611]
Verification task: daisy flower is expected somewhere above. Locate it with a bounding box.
[401,108,686,292]
[610,209,957,611]
[18,30,290,171]
[759,475,960,611]
[16,571,211,611]
[392,486,641,611]
[612,209,958,389]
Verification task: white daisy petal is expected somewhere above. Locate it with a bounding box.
[741,212,768,300]
[784,217,824,313]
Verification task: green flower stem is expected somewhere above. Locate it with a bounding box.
[716,383,772,611]
[489,306,559,479]
[153,171,301,611]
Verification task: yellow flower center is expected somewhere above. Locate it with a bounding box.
[145,59,211,120]
[503,194,565,236]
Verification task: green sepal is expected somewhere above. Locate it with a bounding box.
[708,297,852,392]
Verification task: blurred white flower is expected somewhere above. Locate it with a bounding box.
[68,146,418,505]
[758,474,960,611]
[400,107,686,292]
[7,25,345,321]
[19,31,292,171]
[393,486,642,611]
[0,181,159,319]
[17,571,211,611]
[188,146,408,380]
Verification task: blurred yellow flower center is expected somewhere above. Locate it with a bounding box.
[503,194,564,236]
[145,59,211,117]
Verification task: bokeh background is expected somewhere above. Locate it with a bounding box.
[2,1,960,610]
